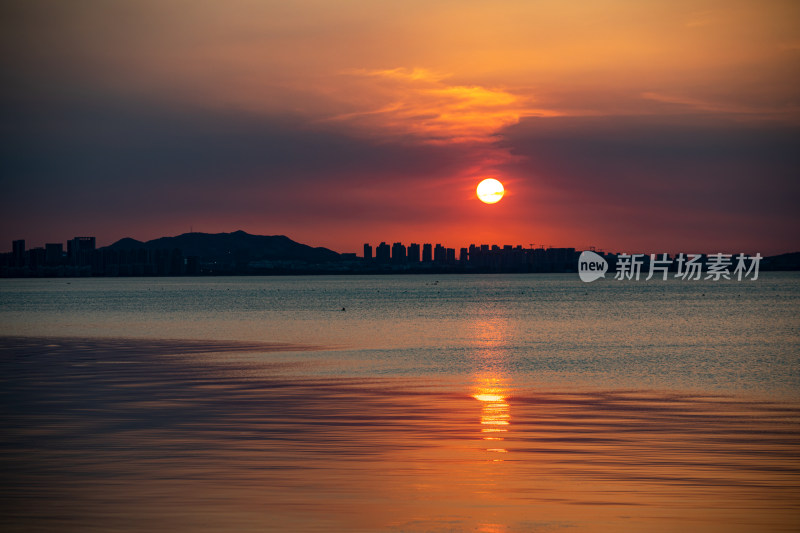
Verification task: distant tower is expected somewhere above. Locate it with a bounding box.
[376,242,390,264]
[468,244,478,266]
[12,240,25,268]
[45,243,64,265]
[391,242,406,264]
[433,244,446,264]
[407,243,420,263]
[363,243,373,261]
[422,243,432,263]
[68,236,96,266]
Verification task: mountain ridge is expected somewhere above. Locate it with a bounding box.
[104,230,342,264]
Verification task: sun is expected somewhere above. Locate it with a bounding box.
[477,178,504,204]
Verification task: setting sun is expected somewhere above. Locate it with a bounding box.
[477,178,504,204]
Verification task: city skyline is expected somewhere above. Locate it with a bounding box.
[2,2,799,256]
[2,231,592,277]
[6,229,793,259]
[4,230,796,279]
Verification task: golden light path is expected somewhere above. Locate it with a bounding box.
[473,376,510,456]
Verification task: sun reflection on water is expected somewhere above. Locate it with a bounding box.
[469,312,512,458]
[473,376,510,456]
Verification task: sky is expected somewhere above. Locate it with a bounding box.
[2,0,799,255]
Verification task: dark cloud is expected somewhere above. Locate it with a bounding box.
[3,95,465,184]
[503,115,798,199]
[0,89,481,248]
[1,90,474,205]
[499,115,800,251]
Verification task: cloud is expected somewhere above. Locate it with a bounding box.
[0,90,485,246]
[1,94,469,187]
[497,114,800,252]
[319,67,561,186]
[640,91,796,117]
[327,67,555,145]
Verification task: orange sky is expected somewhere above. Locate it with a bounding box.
[2,0,799,254]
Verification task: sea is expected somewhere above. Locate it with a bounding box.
[1,273,798,532]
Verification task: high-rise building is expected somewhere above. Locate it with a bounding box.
[422,243,432,263]
[468,244,479,266]
[68,236,96,266]
[376,242,390,264]
[407,243,420,263]
[45,243,64,265]
[433,244,446,264]
[391,242,406,264]
[363,243,372,261]
[28,248,46,269]
[12,240,25,268]
[68,237,95,256]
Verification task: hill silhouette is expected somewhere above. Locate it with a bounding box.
[762,251,800,271]
[105,230,341,264]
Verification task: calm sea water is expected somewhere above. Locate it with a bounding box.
[1,274,799,531]
[1,274,798,396]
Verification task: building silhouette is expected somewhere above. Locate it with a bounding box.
[391,242,406,264]
[28,247,46,269]
[422,243,432,263]
[68,237,96,266]
[10,232,787,278]
[375,242,390,264]
[45,243,64,265]
[12,240,25,268]
[357,241,587,273]
[407,243,420,263]
[433,244,446,264]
